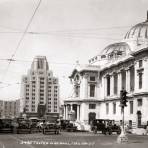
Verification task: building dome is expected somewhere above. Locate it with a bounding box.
[124,12,148,50]
[101,42,131,60]
[124,21,148,40]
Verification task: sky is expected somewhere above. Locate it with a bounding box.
[0,0,148,103]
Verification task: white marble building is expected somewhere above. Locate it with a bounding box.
[64,13,148,129]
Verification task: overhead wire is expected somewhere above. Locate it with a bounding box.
[0,25,23,32]
[0,0,42,82]
[0,24,131,41]
[0,25,131,33]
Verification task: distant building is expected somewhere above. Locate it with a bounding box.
[0,99,20,118]
[64,13,148,129]
[20,56,60,120]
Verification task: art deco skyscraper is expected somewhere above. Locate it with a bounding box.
[20,56,59,119]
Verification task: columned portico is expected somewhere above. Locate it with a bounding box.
[64,103,81,121]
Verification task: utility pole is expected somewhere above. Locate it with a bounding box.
[117,89,128,144]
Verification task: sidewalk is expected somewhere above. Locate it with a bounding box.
[127,128,148,135]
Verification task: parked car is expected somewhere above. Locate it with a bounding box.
[91,119,107,134]
[91,119,121,135]
[66,121,77,132]
[60,120,70,130]
[0,118,14,133]
[16,118,31,134]
[29,118,40,133]
[60,120,77,132]
[42,121,60,135]
[106,120,121,135]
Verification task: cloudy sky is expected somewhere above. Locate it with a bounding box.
[0,0,148,103]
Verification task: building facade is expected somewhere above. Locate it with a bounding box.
[64,14,148,129]
[20,56,60,120]
[0,99,20,118]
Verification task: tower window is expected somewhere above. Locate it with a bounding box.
[113,102,116,114]
[130,101,133,114]
[139,73,143,89]
[90,84,95,97]
[106,76,110,96]
[139,60,143,68]
[90,76,95,81]
[121,70,126,90]
[114,73,118,95]
[137,99,142,106]
[130,66,135,91]
[75,85,80,97]
[89,104,96,109]
[106,103,109,114]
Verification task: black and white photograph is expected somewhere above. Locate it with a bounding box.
[0,0,148,148]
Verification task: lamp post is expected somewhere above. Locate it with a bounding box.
[117,89,128,144]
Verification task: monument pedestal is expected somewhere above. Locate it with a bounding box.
[117,127,128,144]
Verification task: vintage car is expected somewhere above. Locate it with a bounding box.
[29,118,40,133]
[0,118,14,133]
[91,119,121,135]
[16,118,31,134]
[106,120,121,135]
[42,121,60,135]
[91,119,107,134]
[60,120,77,132]
[60,120,70,130]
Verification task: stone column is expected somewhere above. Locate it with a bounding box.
[118,72,122,95]
[126,69,130,92]
[77,104,80,121]
[83,74,88,98]
[63,105,66,119]
[65,105,68,120]
[70,104,72,111]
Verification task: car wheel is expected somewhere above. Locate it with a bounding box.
[117,131,121,135]
[109,129,112,135]
[93,126,97,134]
[93,129,97,134]
[57,129,60,134]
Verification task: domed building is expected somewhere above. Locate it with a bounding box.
[64,13,148,130]
[124,19,148,50]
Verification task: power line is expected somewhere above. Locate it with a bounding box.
[0,24,131,40]
[27,32,122,40]
[0,25,131,34]
[1,0,42,81]
[0,25,22,32]
[0,29,127,40]
[0,58,78,66]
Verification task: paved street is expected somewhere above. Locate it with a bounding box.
[0,132,148,148]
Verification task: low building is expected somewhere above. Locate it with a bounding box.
[0,99,20,118]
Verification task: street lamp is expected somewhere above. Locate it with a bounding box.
[117,89,128,144]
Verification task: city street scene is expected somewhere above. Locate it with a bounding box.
[0,0,148,148]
